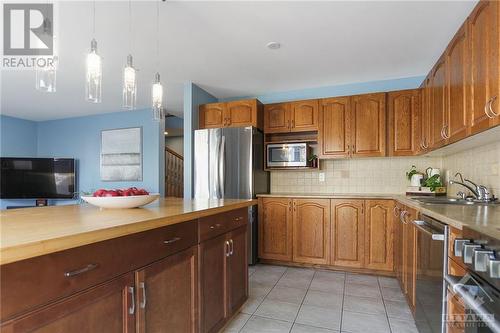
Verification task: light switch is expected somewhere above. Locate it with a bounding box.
[319,173,325,182]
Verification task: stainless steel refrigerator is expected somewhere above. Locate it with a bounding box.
[194,127,269,265]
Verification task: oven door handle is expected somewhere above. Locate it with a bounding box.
[412,220,445,241]
[445,274,500,333]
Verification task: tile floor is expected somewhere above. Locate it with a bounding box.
[223,264,418,333]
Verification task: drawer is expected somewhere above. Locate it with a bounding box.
[448,258,466,277]
[0,220,197,321]
[199,208,248,242]
[448,226,466,268]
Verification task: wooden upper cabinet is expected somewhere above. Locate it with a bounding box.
[258,198,293,261]
[330,199,364,268]
[227,226,248,314]
[430,56,448,149]
[290,100,319,132]
[319,97,352,158]
[388,89,420,156]
[364,200,394,271]
[469,0,500,134]
[446,22,470,143]
[135,247,198,333]
[292,199,330,265]
[199,99,262,130]
[417,77,432,154]
[200,103,226,129]
[351,93,387,157]
[264,103,291,133]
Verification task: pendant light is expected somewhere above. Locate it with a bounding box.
[123,0,137,109]
[86,1,102,103]
[152,0,164,121]
[36,18,56,92]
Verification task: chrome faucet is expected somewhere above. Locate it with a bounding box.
[449,173,495,202]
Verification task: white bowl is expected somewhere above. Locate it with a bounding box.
[81,194,160,209]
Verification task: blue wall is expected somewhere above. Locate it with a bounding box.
[0,115,38,157]
[183,82,217,199]
[222,76,425,104]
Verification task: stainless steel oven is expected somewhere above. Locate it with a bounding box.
[266,143,308,168]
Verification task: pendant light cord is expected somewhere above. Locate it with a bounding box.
[156,0,160,69]
[92,0,96,37]
[129,0,132,53]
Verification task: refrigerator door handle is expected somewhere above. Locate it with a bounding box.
[219,135,226,199]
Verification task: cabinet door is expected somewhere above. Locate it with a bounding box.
[225,99,258,128]
[351,93,386,157]
[430,56,448,149]
[330,199,364,268]
[292,199,330,265]
[319,97,352,158]
[447,288,465,333]
[1,274,135,333]
[199,234,228,333]
[264,103,291,133]
[227,226,248,315]
[258,198,293,261]
[446,22,469,143]
[200,103,226,129]
[403,207,417,311]
[135,246,198,333]
[388,90,420,156]
[364,200,394,271]
[290,100,319,132]
[469,1,500,134]
[393,203,404,285]
[417,77,431,154]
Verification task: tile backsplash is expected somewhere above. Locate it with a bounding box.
[270,141,500,196]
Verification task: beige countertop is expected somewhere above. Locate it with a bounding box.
[257,193,500,237]
[0,198,256,266]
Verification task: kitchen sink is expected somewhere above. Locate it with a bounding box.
[410,197,500,206]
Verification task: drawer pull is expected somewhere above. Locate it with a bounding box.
[128,287,135,315]
[63,263,98,277]
[234,217,243,222]
[163,237,181,244]
[210,224,222,229]
[139,282,147,309]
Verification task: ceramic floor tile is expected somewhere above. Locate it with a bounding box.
[302,290,343,310]
[378,276,399,288]
[346,273,379,286]
[249,282,273,298]
[341,310,390,333]
[344,282,381,299]
[381,287,406,302]
[248,266,256,276]
[314,270,345,282]
[250,271,284,286]
[223,313,251,332]
[388,318,419,333]
[309,277,344,294]
[240,315,293,333]
[266,286,307,305]
[240,296,265,315]
[295,304,342,331]
[291,323,338,333]
[254,264,287,275]
[384,299,414,320]
[277,274,313,290]
[343,295,385,315]
[254,299,301,322]
[283,267,316,279]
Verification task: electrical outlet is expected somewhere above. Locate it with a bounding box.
[319,172,325,182]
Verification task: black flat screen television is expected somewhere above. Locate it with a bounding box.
[0,158,76,199]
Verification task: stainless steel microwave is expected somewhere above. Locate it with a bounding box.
[267,143,308,167]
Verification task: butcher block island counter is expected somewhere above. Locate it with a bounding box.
[0,198,256,333]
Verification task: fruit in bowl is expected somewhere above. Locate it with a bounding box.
[81,187,159,209]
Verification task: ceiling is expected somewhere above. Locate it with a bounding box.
[1,0,478,121]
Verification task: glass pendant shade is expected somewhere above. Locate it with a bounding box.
[86,39,102,103]
[123,54,137,109]
[36,56,57,92]
[152,72,164,120]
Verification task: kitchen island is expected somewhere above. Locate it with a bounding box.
[0,198,256,332]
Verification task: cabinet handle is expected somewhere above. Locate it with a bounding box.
[229,239,234,256]
[444,125,450,139]
[484,98,494,119]
[128,287,135,315]
[287,120,291,129]
[291,119,295,128]
[163,237,181,244]
[423,137,429,149]
[393,206,400,217]
[225,240,231,257]
[139,282,146,309]
[233,217,243,222]
[64,263,98,277]
[288,201,292,212]
[488,96,498,117]
[440,125,445,139]
[210,223,222,229]
[400,210,408,224]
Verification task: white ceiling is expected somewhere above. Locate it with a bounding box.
[1,0,478,121]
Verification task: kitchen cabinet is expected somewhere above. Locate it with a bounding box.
[393,203,404,284]
[1,273,135,332]
[258,198,293,261]
[199,99,262,130]
[135,246,198,333]
[330,199,365,268]
[227,226,249,314]
[388,89,420,156]
[263,100,319,133]
[447,288,465,333]
[351,93,387,157]
[364,200,394,271]
[429,56,448,149]
[417,76,431,154]
[319,97,352,158]
[469,0,500,134]
[264,103,291,133]
[292,199,330,265]
[402,206,417,311]
[446,22,470,143]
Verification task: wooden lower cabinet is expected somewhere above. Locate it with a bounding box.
[1,273,135,333]
[330,199,365,268]
[227,226,249,314]
[135,246,198,333]
[258,198,293,261]
[364,200,394,271]
[396,205,417,312]
[447,288,466,333]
